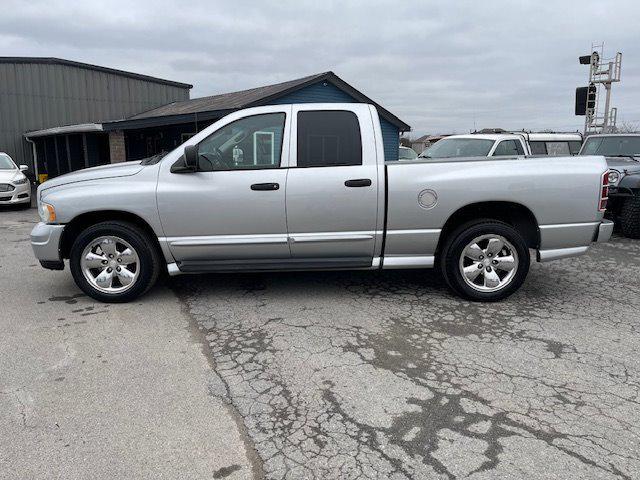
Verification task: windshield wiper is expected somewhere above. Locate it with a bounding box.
[418,154,432,159]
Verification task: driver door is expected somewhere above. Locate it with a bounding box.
[156,107,291,267]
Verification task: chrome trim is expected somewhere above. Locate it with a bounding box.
[385,228,442,235]
[382,255,435,269]
[289,231,375,243]
[539,222,599,230]
[162,234,288,247]
[537,246,589,262]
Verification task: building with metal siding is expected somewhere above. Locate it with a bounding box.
[0,57,191,179]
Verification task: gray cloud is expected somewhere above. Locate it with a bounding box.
[1,0,638,135]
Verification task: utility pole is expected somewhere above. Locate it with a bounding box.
[576,43,622,135]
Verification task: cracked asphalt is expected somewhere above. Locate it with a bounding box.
[2,206,640,479]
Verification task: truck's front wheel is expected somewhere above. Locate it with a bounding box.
[69,221,162,303]
[440,220,530,302]
[618,196,640,239]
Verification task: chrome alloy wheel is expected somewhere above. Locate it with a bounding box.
[80,236,140,294]
[458,234,518,292]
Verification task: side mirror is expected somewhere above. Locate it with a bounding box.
[19,165,28,172]
[184,145,199,171]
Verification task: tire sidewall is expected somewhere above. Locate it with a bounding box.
[70,222,157,303]
[442,221,530,302]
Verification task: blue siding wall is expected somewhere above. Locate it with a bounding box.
[271,82,400,161]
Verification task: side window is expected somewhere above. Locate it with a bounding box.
[545,141,570,156]
[529,141,547,155]
[297,111,362,167]
[492,140,521,156]
[196,113,285,171]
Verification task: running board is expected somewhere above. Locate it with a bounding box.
[173,257,373,273]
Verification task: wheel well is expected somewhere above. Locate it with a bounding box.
[60,210,162,260]
[437,202,540,253]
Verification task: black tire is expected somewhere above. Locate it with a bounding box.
[439,220,530,302]
[69,221,162,303]
[619,196,640,239]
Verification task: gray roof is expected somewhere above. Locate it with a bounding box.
[128,72,327,120]
[0,57,192,89]
[106,71,410,131]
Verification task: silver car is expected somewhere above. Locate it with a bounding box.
[0,152,31,207]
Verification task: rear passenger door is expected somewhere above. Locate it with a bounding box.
[285,105,381,267]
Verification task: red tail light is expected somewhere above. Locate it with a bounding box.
[599,171,609,212]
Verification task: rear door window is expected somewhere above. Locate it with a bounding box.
[297,111,362,167]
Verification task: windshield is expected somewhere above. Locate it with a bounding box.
[420,138,495,158]
[580,136,640,157]
[0,153,16,170]
[399,147,418,160]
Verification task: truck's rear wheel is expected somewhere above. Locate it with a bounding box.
[69,221,161,303]
[440,220,530,302]
[619,196,640,239]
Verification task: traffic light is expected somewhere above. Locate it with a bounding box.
[575,83,597,116]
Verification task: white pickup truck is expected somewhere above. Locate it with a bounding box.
[31,103,612,303]
[419,132,583,159]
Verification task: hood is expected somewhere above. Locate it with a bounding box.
[605,156,640,172]
[0,169,24,183]
[40,161,145,192]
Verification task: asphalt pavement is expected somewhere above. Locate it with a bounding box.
[2,205,639,479]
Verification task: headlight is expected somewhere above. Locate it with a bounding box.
[39,203,56,223]
[607,170,620,185]
[13,177,29,185]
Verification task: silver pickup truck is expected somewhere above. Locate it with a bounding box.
[31,103,613,303]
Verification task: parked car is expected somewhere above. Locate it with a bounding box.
[579,133,640,238]
[0,152,31,207]
[398,146,418,160]
[419,134,529,158]
[525,133,583,156]
[419,132,583,159]
[31,103,612,303]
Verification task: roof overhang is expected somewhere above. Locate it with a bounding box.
[24,123,104,138]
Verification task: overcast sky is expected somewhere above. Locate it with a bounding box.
[1,0,639,136]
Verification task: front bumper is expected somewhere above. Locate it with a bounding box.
[0,182,31,204]
[31,222,65,270]
[595,219,614,243]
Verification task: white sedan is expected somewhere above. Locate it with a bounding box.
[0,152,31,207]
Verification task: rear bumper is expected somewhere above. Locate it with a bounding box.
[31,222,65,269]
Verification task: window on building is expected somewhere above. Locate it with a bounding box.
[492,140,524,156]
[297,111,362,167]
[196,113,285,171]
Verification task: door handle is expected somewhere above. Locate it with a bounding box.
[344,178,372,188]
[250,182,280,191]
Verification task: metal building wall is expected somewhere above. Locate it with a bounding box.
[0,60,190,173]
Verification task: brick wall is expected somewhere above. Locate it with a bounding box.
[108,130,126,163]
